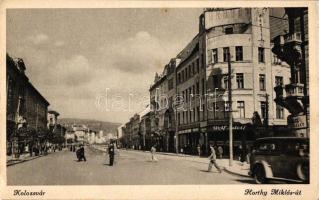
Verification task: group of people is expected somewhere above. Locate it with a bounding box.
[75,142,117,166]
[74,142,225,174]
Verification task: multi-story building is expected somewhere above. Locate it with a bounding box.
[124,8,293,155]
[6,54,50,142]
[272,8,309,137]
[139,105,152,150]
[175,34,206,154]
[200,8,291,154]
[148,8,291,155]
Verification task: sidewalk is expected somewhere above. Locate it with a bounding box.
[6,150,65,167]
[6,153,43,166]
[91,145,250,177]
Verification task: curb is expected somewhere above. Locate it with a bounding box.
[223,167,250,178]
[6,155,44,167]
[6,150,66,167]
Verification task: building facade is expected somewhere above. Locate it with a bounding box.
[272,8,309,137]
[121,8,292,155]
[7,54,50,139]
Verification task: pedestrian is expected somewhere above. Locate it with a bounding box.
[207,145,222,173]
[217,146,223,159]
[151,145,158,161]
[108,142,115,166]
[197,144,201,157]
[76,145,86,162]
[238,145,242,161]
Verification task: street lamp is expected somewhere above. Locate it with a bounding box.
[214,88,219,118]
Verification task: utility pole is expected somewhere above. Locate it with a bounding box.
[265,93,269,129]
[227,52,233,166]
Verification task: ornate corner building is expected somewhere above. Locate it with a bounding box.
[272,8,309,137]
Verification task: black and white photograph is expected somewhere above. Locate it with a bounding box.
[0,1,318,200]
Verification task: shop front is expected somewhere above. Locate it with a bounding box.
[177,123,202,155]
[206,122,255,159]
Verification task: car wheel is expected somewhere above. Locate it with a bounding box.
[297,163,309,182]
[254,165,268,184]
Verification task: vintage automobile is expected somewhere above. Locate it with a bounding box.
[249,137,309,184]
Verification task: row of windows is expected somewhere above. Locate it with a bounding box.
[211,46,265,63]
[177,100,284,124]
[178,78,205,104]
[212,74,284,91]
[177,58,200,85]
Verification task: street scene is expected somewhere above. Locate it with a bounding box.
[6,7,309,185]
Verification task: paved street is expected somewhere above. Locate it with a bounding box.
[7,146,253,185]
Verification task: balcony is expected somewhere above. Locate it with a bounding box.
[272,32,303,66]
[285,83,304,98]
[284,32,302,44]
[274,83,305,115]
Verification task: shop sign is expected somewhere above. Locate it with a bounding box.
[210,125,246,131]
[289,115,307,129]
[192,128,199,132]
[178,129,192,134]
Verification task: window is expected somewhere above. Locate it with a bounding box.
[256,142,278,153]
[178,73,181,84]
[224,76,228,90]
[182,70,184,82]
[202,78,205,95]
[237,101,245,118]
[182,111,185,124]
[260,101,267,119]
[275,76,283,86]
[178,113,180,125]
[185,68,188,80]
[185,89,188,103]
[213,75,219,89]
[224,101,229,119]
[276,105,284,119]
[197,106,200,122]
[259,74,266,91]
[192,63,195,75]
[235,46,243,61]
[189,65,192,76]
[223,47,230,62]
[168,78,174,90]
[236,73,244,89]
[201,54,205,69]
[196,59,199,73]
[258,47,265,63]
[196,81,199,94]
[272,54,281,64]
[212,49,218,63]
[225,27,233,34]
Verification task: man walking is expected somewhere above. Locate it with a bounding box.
[151,145,158,162]
[108,142,115,166]
[207,145,222,173]
[76,144,86,162]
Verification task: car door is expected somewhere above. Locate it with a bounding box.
[276,140,299,179]
[265,141,282,178]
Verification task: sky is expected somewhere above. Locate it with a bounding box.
[6,8,285,124]
[7,8,203,123]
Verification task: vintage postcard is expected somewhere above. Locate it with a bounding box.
[0,0,318,199]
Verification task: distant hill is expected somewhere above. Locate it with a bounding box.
[59,118,121,135]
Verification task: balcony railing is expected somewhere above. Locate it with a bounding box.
[284,32,302,44]
[285,83,304,98]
